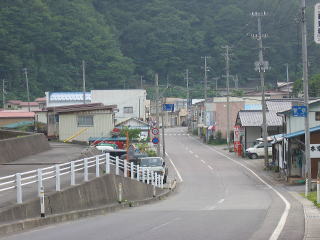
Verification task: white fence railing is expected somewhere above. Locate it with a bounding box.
[0,153,164,204]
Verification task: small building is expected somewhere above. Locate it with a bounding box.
[46,103,116,142]
[0,111,35,128]
[276,99,320,180]
[5,100,40,111]
[91,89,147,122]
[115,117,150,140]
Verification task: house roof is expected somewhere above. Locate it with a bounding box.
[19,102,39,107]
[35,97,46,102]
[0,111,35,118]
[237,110,282,127]
[115,117,150,127]
[266,100,292,112]
[277,99,320,115]
[46,103,116,113]
[284,125,320,139]
[7,100,22,105]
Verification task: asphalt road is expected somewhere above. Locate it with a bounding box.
[1,127,304,240]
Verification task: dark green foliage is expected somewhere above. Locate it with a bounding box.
[1,0,320,102]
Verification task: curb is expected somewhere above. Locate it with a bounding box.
[0,185,176,237]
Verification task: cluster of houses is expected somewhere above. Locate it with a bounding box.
[2,81,318,183]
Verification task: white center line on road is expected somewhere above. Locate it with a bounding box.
[201,159,206,164]
[218,198,225,204]
[193,138,291,240]
[189,150,194,154]
[194,154,199,158]
[207,165,213,170]
[165,152,183,182]
[148,217,181,232]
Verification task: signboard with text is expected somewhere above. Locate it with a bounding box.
[292,106,307,117]
[310,144,320,158]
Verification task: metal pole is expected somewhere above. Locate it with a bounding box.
[155,73,161,156]
[82,60,86,104]
[23,68,31,112]
[301,0,311,195]
[204,57,208,100]
[186,69,190,128]
[286,63,290,83]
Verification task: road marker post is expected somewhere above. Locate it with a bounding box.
[40,186,45,218]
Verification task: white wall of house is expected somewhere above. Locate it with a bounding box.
[91,90,146,122]
[58,110,114,142]
[35,111,47,124]
[286,104,320,133]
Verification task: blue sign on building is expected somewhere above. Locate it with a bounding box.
[292,106,307,117]
[162,104,174,112]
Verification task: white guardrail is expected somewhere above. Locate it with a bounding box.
[0,153,164,204]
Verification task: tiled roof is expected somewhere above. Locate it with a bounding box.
[266,101,292,112]
[0,111,35,118]
[35,97,46,102]
[46,103,116,113]
[7,100,22,105]
[238,110,282,127]
[19,102,39,107]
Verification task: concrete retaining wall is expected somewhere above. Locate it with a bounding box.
[0,131,50,164]
[0,174,166,224]
[0,130,29,140]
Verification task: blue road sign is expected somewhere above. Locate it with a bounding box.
[292,106,307,117]
[152,137,159,144]
[162,104,174,112]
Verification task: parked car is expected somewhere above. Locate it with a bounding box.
[95,143,118,151]
[245,141,273,159]
[140,157,168,183]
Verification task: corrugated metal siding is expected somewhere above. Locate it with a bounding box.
[59,112,114,142]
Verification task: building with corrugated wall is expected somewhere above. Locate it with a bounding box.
[46,103,116,142]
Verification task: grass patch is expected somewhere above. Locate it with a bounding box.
[301,191,320,208]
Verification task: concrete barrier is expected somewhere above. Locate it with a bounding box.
[0,174,167,225]
[0,131,50,164]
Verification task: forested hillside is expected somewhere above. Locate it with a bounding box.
[1,0,320,100]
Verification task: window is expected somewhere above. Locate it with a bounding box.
[316,112,320,121]
[77,115,93,127]
[123,107,133,114]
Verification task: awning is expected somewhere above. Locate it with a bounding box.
[284,125,320,139]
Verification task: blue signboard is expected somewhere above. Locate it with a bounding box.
[162,104,174,112]
[292,106,307,117]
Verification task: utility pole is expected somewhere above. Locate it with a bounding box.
[82,60,86,104]
[185,69,190,128]
[251,11,269,168]
[301,0,311,195]
[140,75,144,89]
[161,97,166,157]
[2,79,6,109]
[222,46,231,151]
[285,63,290,83]
[22,68,31,112]
[201,56,210,100]
[213,77,220,91]
[155,73,161,157]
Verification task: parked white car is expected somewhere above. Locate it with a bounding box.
[140,157,168,183]
[245,142,273,159]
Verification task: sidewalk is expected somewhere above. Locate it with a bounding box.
[215,144,320,240]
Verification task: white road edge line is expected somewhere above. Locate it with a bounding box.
[195,154,199,158]
[165,152,183,182]
[149,217,180,232]
[207,165,213,170]
[201,159,206,164]
[189,150,194,154]
[218,198,225,204]
[200,143,291,240]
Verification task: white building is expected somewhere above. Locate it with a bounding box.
[91,89,147,122]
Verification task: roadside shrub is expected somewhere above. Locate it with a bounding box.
[208,131,227,145]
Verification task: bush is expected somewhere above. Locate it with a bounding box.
[208,130,227,145]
